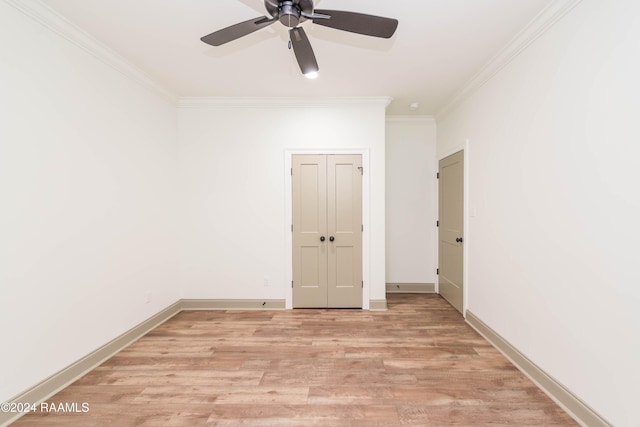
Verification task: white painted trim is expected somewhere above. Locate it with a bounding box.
[3,0,178,105]
[434,154,440,294]
[385,115,436,124]
[180,97,393,109]
[438,143,467,163]
[462,140,470,315]
[284,149,371,310]
[466,311,612,427]
[436,0,583,119]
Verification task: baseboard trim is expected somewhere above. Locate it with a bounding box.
[465,311,611,427]
[2,298,285,426]
[0,301,181,427]
[369,299,387,311]
[181,299,286,310]
[386,283,435,294]
[3,296,387,426]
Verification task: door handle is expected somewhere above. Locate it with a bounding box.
[456,237,463,243]
[329,236,335,242]
[320,236,325,242]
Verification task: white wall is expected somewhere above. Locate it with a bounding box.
[386,117,437,284]
[177,99,387,303]
[437,1,640,425]
[0,2,179,403]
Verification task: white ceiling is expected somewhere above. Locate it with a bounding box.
[42,0,553,115]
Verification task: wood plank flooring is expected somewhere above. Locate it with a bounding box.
[12,294,577,426]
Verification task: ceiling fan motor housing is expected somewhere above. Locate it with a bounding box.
[265,0,314,27]
[279,1,301,28]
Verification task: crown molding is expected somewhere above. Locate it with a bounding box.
[179,96,393,109]
[436,0,583,119]
[386,115,436,125]
[4,0,179,105]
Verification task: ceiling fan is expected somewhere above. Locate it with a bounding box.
[201,0,398,78]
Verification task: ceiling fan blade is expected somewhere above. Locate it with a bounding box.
[289,27,319,76]
[312,9,398,38]
[201,16,276,46]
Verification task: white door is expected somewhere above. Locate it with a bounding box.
[438,151,464,314]
[292,154,362,308]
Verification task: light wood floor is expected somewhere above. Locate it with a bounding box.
[12,294,576,426]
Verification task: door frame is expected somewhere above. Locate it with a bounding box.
[436,141,470,316]
[285,149,370,310]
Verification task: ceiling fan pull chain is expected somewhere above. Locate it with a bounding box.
[288,40,292,50]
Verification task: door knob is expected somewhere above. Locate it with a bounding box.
[329,236,335,242]
[456,237,463,243]
[320,236,325,242]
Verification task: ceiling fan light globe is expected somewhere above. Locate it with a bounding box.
[304,71,319,79]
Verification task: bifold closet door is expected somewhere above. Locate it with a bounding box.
[292,154,362,308]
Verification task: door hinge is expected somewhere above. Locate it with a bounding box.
[437,268,439,275]
[291,280,294,288]
[291,168,293,176]
[437,172,440,179]
[437,220,439,227]
[362,280,364,288]
[361,224,364,232]
[291,224,293,232]
[357,166,363,176]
